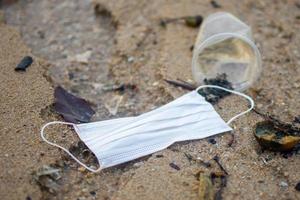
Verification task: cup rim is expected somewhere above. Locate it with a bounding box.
[192,32,262,91]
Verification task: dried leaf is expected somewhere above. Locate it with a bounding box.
[54,86,95,123]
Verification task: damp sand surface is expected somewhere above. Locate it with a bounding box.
[0,0,300,200]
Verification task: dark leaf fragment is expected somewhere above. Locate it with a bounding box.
[15,56,33,71]
[211,0,222,8]
[169,162,180,170]
[54,86,95,123]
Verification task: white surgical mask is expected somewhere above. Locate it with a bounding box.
[41,85,254,172]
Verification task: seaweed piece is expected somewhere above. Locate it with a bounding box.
[198,73,233,104]
[254,121,300,152]
[15,56,33,71]
[210,171,227,200]
[198,172,214,200]
[54,86,95,123]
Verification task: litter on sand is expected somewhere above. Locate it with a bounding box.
[15,56,33,71]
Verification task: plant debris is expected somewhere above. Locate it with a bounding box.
[198,172,214,200]
[33,165,62,194]
[210,171,227,200]
[293,116,300,124]
[103,83,137,93]
[164,79,196,90]
[212,155,228,175]
[254,121,300,152]
[165,74,233,104]
[54,86,95,123]
[227,133,235,147]
[198,73,233,104]
[184,153,212,168]
[160,15,203,28]
[69,141,97,165]
[15,56,33,71]
[169,162,180,170]
[210,0,222,8]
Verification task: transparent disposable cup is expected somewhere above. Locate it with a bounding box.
[192,12,261,91]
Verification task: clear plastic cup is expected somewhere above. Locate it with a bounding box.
[192,12,261,91]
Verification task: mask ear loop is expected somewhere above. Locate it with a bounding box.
[196,85,254,125]
[40,121,102,173]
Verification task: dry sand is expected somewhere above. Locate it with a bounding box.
[0,0,300,200]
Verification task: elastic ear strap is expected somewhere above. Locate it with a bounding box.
[196,85,254,125]
[40,121,102,173]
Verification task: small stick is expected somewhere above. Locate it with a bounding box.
[213,155,228,175]
[227,133,235,147]
[164,79,195,90]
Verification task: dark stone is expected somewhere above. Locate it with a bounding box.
[15,56,33,71]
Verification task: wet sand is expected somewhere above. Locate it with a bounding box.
[0,0,300,199]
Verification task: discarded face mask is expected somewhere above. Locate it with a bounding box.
[41,85,254,172]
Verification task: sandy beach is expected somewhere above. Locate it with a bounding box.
[0,0,299,199]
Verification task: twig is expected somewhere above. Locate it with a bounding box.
[227,133,235,147]
[212,155,228,175]
[164,79,196,90]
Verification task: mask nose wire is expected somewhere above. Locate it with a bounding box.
[196,85,254,125]
[40,121,102,173]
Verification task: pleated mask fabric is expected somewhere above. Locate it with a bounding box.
[41,85,254,172]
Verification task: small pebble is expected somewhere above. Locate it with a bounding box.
[279,181,288,188]
[90,191,96,196]
[15,56,33,71]
[127,56,134,63]
[208,138,217,144]
[78,166,86,172]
